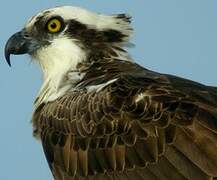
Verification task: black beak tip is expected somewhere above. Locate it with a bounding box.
[4,34,14,67]
[4,49,12,67]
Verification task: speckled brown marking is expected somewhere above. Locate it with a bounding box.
[33,59,217,180]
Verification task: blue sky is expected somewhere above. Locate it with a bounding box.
[0,1,217,179]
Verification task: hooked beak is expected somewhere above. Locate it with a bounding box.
[5,30,34,66]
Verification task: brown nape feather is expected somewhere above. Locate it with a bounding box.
[33,60,217,180]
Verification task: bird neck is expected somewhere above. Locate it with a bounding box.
[33,37,86,108]
[33,42,132,109]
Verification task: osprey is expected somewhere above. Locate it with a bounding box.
[5,6,217,180]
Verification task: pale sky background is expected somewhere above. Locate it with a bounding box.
[0,1,217,180]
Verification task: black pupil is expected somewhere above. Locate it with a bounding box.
[50,22,57,29]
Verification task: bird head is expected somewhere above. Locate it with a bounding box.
[5,6,133,105]
[5,6,133,72]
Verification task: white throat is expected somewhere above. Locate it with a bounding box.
[33,36,86,108]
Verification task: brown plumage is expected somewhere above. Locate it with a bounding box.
[33,59,217,180]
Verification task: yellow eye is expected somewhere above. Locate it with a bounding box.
[47,18,62,33]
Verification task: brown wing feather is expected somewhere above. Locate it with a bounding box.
[33,71,217,180]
